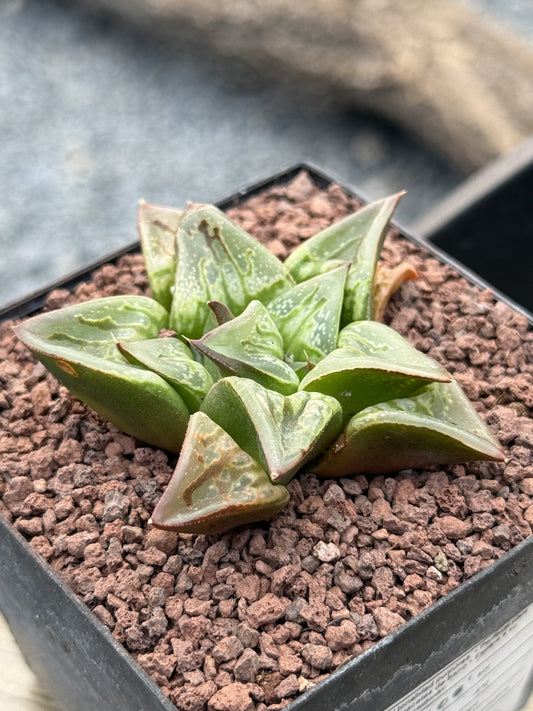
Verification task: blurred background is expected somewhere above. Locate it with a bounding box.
[2,3,533,710]
[1,0,533,312]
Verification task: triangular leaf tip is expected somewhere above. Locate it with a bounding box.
[150,412,289,533]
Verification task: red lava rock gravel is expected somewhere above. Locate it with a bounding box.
[1,171,533,711]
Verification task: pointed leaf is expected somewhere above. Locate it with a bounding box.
[118,337,214,412]
[342,193,403,323]
[170,203,293,338]
[138,201,182,310]
[190,300,299,395]
[200,377,343,484]
[300,321,451,422]
[267,265,349,373]
[311,381,505,477]
[285,193,403,284]
[150,411,290,533]
[14,296,189,452]
[208,300,235,326]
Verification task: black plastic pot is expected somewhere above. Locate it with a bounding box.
[1,164,532,711]
[414,137,533,318]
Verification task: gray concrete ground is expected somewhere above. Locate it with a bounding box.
[0,0,531,309]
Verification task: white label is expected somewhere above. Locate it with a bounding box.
[385,604,533,711]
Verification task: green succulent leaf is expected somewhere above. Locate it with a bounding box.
[16,295,169,360]
[311,381,505,477]
[284,194,401,282]
[117,337,214,412]
[138,201,183,310]
[342,193,403,323]
[14,296,190,452]
[170,203,294,339]
[284,193,402,323]
[200,377,343,485]
[190,300,299,395]
[300,321,450,422]
[150,411,290,533]
[267,265,349,374]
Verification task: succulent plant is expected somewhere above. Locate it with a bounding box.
[15,194,505,534]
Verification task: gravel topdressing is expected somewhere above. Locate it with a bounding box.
[1,172,533,711]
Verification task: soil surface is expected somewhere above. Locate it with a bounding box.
[1,172,533,711]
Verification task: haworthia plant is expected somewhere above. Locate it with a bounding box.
[15,196,505,534]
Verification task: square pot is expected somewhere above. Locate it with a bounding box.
[1,164,532,711]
